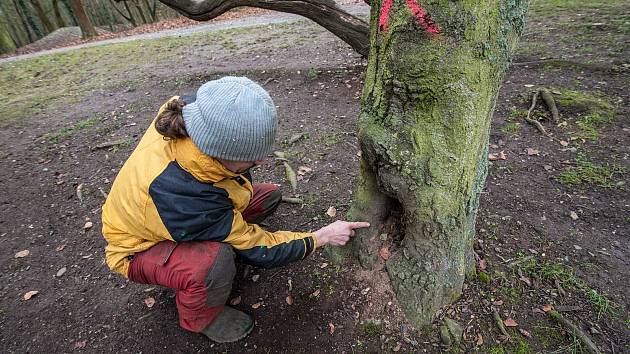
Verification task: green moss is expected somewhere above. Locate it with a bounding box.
[488,338,532,354]
[553,88,615,141]
[44,116,99,143]
[557,156,626,188]
[532,325,566,350]
[477,271,492,284]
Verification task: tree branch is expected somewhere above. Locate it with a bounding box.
[158,0,370,57]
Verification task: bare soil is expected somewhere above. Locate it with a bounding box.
[0,2,628,353]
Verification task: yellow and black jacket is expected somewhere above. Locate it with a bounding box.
[101,96,316,277]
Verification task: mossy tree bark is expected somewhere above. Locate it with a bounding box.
[342,0,530,326]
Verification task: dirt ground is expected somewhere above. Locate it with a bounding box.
[0,1,628,353]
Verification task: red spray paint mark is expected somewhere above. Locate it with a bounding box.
[378,0,440,34]
[378,0,394,32]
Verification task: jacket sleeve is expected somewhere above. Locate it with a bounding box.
[225,210,317,268]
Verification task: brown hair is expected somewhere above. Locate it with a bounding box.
[155,98,189,139]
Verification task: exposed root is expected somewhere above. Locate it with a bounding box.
[524,91,549,135]
[541,88,560,123]
[492,308,510,337]
[549,310,602,354]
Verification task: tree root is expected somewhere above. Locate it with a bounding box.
[549,310,602,354]
[524,91,548,135]
[492,308,509,337]
[540,88,559,123]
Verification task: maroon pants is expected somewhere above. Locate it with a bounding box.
[128,183,281,332]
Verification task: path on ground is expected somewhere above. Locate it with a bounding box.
[0,4,369,65]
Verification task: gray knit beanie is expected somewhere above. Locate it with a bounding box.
[182,76,277,161]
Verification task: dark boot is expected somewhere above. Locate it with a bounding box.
[200,306,254,343]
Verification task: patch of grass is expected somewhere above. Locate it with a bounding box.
[522,259,617,318]
[43,116,99,143]
[306,68,320,80]
[321,131,339,147]
[553,88,616,141]
[557,156,626,188]
[500,122,522,135]
[362,320,381,338]
[476,271,492,284]
[488,339,532,354]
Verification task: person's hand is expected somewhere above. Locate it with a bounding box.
[314,220,371,247]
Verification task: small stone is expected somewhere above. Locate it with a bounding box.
[56,267,67,277]
[440,318,463,346]
[569,211,578,220]
[439,325,452,346]
[573,245,582,250]
[252,274,260,282]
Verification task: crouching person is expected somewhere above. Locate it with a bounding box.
[101,77,370,343]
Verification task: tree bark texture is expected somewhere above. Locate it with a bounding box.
[29,0,55,33]
[342,0,530,326]
[158,0,370,57]
[69,0,98,37]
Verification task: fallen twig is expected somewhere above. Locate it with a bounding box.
[507,255,533,268]
[549,310,602,354]
[92,139,129,151]
[524,91,548,135]
[281,196,303,204]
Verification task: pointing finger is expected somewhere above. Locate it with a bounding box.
[348,221,371,229]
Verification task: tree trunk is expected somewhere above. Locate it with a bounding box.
[68,0,98,38]
[15,0,44,40]
[29,0,55,33]
[337,0,530,326]
[133,0,149,24]
[60,0,79,26]
[0,18,17,53]
[52,0,66,28]
[158,0,370,57]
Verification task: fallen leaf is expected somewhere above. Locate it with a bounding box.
[14,250,30,258]
[297,166,312,175]
[519,328,532,338]
[252,274,260,282]
[144,297,155,308]
[504,318,518,327]
[23,290,39,300]
[56,244,66,252]
[393,342,402,352]
[490,144,499,149]
[83,221,93,230]
[251,302,262,309]
[488,151,507,161]
[569,211,578,221]
[229,296,242,306]
[478,259,487,271]
[532,307,546,315]
[329,322,335,334]
[526,148,540,156]
[56,267,67,277]
[74,341,87,349]
[326,206,337,218]
[542,304,554,313]
[286,295,294,305]
[476,333,484,346]
[320,262,329,269]
[379,246,391,260]
[492,300,504,306]
[560,140,569,146]
[311,289,321,297]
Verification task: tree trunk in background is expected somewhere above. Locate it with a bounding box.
[0,19,17,53]
[60,0,79,26]
[15,0,44,40]
[29,0,55,33]
[159,0,370,57]
[143,0,157,22]
[335,0,530,326]
[69,0,98,38]
[133,0,149,24]
[52,0,66,28]
[12,0,36,42]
